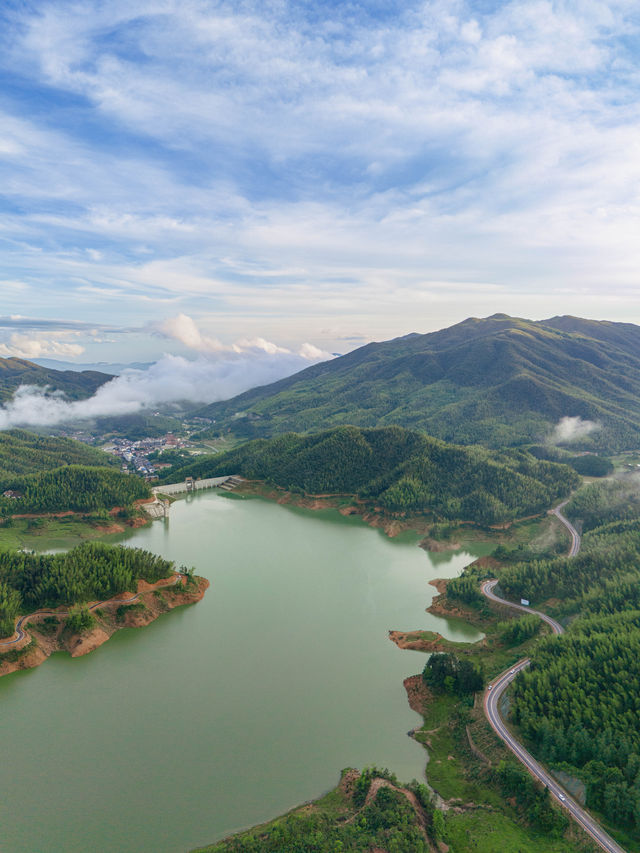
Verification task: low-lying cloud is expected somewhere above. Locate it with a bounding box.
[550,416,600,444]
[0,344,333,431]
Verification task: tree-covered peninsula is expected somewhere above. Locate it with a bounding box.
[0,541,174,637]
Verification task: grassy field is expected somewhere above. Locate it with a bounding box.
[0,515,140,551]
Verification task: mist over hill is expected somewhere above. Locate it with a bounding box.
[0,357,113,403]
[197,314,640,449]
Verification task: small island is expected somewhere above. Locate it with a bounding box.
[0,541,208,678]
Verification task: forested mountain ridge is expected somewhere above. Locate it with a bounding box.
[0,465,150,515]
[160,425,579,525]
[0,357,112,402]
[198,314,640,449]
[0,431,149,515]
[0,429,118,486]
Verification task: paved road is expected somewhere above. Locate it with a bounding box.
[481,505,626,853]
[550,499,581,557]
[0,574,182,647]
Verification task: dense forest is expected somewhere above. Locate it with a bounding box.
[0,542,173,637]
[422,652,484,697]
[512,612,640,831]
[482,497,640,837]
[496,518,640,610]
[94,412,182,440]
[0,429,117,487]
[161,425,579,525]
[0,465,150,515]
[0,465,150,516]
[0,430,148,516]
[196,314,640,449]
[565,475,640,532]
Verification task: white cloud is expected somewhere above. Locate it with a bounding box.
[0,338,333,430]
[0,332,85,359]
[2,0,640,342]
[158,314,227,354]
[550,416,601,444]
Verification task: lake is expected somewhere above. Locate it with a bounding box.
[0,490,482,852]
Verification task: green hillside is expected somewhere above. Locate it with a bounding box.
[0,429,117,487]
[198,314,640,449]
[1,465,150,514]
[0,356,112,403]
[162,425,579,525]
[0,430,149,515]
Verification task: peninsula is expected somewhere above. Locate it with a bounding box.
[0,541,208,677]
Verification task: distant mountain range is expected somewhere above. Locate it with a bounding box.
[32,358,152,374]
[198,314,640,449]
[0,357,113,403]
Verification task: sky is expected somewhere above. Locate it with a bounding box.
[1,0,640,366]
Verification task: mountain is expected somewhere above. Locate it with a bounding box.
[0,357,113,403]
[32,358,152,374]
[160,425,579,525]
[197,314,640,449]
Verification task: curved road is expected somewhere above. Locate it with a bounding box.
[481,504,626,853]
[0,574,182,647]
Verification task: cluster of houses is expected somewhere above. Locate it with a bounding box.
[102,434,187,479]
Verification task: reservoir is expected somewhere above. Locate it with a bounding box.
[0,491,482,852]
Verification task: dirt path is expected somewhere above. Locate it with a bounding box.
[343,776,436,850]
[0,573,183,648]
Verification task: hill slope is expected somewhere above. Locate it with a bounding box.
[0,429,117,486]
[0,357,112,403]
[162,425,579,525]
[198,314,640,449]
[0,430,149,514]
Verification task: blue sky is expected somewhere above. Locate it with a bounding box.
[1,0,639,363]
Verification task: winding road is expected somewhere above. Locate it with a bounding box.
[0,573,182,647]
[481,503,626,853]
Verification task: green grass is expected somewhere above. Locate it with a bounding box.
[444,809,592,852]
[116,602,146,622]
[0,515,140,551]
[32,616,60,636]
[415,695,501,807]
[0,638,35,662]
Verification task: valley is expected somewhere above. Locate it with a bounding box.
[1,314,639,852]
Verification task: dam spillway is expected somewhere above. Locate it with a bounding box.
[152,475,242,496]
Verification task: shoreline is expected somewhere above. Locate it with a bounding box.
[0,574,209,679]
[0,504,153,551]
[228,480,441,539]
[224,479,546,549]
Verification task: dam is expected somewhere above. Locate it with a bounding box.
[152,474,242,496]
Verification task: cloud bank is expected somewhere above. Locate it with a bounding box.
[0,315,333,430]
